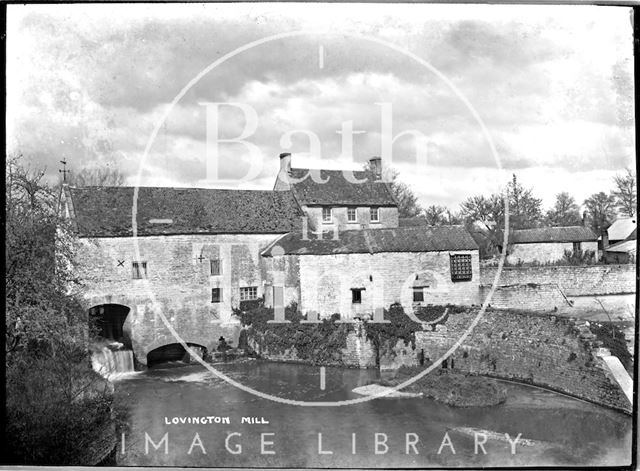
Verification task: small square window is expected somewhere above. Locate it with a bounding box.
[210,259,221,275]
[322,207,332,223]
[413,287,424,302]
[572,242,581,252]
[240,286,258,301]
[351,288,364,304]
[370,207,379,222]
[132,261,147,279]
[450,254,472,281]
[347,207,357,222]
[211,288,222,303]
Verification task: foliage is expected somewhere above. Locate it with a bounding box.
[363,304,461,366]
[584,191,617,235]
[612,168,637,217]
[561,249,597,266]
[238,305,353,365]
[589,322,633,374]
[5,155,113,465]
[506,174,543,230]
[383,168,423,218]
[546,192,583,226]
[423,205,446,225]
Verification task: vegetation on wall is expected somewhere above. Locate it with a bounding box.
[363,304,464,367]
[237,303,353,366]
[590,322,633,374]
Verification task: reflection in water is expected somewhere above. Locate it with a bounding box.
[114,361,631,468]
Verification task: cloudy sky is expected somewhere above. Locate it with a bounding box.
[6,3,635,211]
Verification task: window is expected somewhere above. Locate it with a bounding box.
[370,207,379,223]
[240,286,258,301]
[572,242,582,252]
[413,287,424,302]
[210,259,221,275]
[132,261,147,279]
[347,207,357,222]
[351,288,364,304]
[322,207,332,223]
[211,288,222,303]
[450,254,472,281]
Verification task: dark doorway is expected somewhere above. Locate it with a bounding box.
[146,343,207,367]
[90,304,131,346]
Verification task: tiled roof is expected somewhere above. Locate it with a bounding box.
[67,186,303,237]
[283,168,397,206]
[511,226,597,244]
[262,225,478,256]
[399,217,429,227]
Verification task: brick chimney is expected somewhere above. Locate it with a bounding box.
[274,153,292,191]
[368,156,382,179]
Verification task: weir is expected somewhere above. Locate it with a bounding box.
[92,347,135,379]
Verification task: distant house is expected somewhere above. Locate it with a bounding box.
[262,225,480,318]
[505,226,598,264]
[603,214,637,246]
[604,227,636,264]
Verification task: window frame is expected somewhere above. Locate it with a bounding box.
[413,286,424,302]
[210,259,221,276]
[239,286,258,302]
[370,207,380,223]
[132,261,147,279]
[347,207,358,223]
[572,241,582,253]
[322,207,333,223]
[211,287,222,303]
[450,254,473,282]
[351,288,364,304]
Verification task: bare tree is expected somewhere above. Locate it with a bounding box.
[546,192,582,226]
[67,166,126,187]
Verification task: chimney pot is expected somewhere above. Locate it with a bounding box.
[368,156,382,179]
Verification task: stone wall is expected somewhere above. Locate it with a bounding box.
[413,309,631,413]
[77,233,293,364]
[298,250,481,318]
[506,241,598,264]
[481,264,636,296]
[303,205,398,231]
[252,309,632,412]
[479,284,569,311]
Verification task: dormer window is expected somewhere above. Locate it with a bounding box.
[322,207,332,223]
[347,208,357,222]
[370,207,379,223]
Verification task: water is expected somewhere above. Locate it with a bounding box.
[91,347,135,379]
[114,361,632,468]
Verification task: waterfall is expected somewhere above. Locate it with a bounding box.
[92,347,135,379]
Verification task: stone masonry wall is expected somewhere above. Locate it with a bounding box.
[298,250,481,318]
[506,241,599,264]
[479,284,569,311]
[77,233,293,364]
[481,264,636,296]
[303,206,399,232]
[413,309,631,413]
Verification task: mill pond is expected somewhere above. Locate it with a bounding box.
[110,360,632,468]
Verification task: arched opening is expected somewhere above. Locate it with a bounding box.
[146,343,207,367]
[89,304,131,348]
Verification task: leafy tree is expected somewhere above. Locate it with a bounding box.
[382,168,423,218]
[584,192,617,235]
[546,192,582,226]
[506,174,543,229]
[5,155,115,465]
[612,168,637,217]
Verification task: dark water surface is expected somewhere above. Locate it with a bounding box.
[114,360,631,467]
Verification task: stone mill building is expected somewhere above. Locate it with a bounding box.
[60,155,481,365]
